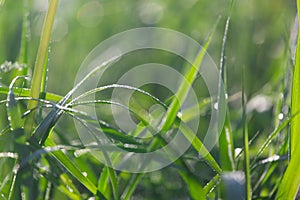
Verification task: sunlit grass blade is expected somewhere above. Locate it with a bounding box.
[97,166,111,200]
[276,2,300,198]
[62,57,119,106]
[219,115,234,171]
[0,86,66,102]
[179,122,222,173]
[162,17,222,172]
[161,17,220,132]
[121,22,222,200]
[69,84,165,107]
[242,66,251,200]
[203,174,220,194]
[29,59,121,146]
[218,1,236,172]
[25,0,58,137]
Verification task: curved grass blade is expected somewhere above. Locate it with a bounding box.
[6,76,25,130]
[62,56,119,106]
[29,60,121,146]
[63,100,145,145]
[277,2,300,198]
[69,84,165,108]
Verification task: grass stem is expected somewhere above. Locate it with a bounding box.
[242,66,251,200]
[24,0,58,138]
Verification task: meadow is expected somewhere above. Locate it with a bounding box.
[0,0,298,199]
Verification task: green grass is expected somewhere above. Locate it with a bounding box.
[0,0,298,199]
[24,0,58,138]
[276,0,300,198]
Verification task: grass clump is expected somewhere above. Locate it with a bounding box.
[0,0,298,199]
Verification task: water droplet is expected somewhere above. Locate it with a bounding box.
[225,93,228,99]
[214,102,218,110]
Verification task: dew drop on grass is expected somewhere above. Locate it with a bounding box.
[124,144,137,149]
[66,185,73,193]
[234,148,242,157]
[225,93,228,99]
[278,113,284,120]
[214,102,218,110]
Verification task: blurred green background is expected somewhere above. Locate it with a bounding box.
[0,0,296,148]
[0,0,297,199]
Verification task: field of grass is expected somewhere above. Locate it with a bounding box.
[0,0,298,199]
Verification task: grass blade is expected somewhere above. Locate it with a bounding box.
[6,76,25,130]
[24,0,58,138]
[161,17,220,132]
[162,17,222,172]
[121,22,222,199]
[0,86,66,102]
[218,1,236,172]
[97,166,111,200]
[276,2,300,198]
[203,174,220,194]
[106,166,118,200]
[242,66,251,200]
[121,173,142,200]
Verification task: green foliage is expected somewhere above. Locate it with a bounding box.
[276,0,300,199]
[0,0,297,199]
